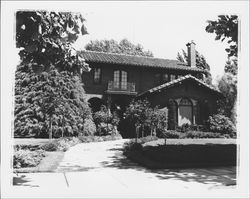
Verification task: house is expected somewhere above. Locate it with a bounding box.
[81,41,222,131]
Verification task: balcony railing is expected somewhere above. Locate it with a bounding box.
[106,81,137,95]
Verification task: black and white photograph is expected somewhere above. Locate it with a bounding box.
[1,1,249,198]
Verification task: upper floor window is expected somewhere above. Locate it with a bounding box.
[162,74,169,83]
[113,70,127,90]
[93,68,101,84]
[170,74,175,81]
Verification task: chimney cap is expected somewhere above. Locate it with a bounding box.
[186,40,196,46]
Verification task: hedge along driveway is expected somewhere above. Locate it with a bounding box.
[126,138,237,170]
[144,138,236,147]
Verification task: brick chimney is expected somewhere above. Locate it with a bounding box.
[186,40,196,67]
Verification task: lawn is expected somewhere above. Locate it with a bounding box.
[144,138,236,147]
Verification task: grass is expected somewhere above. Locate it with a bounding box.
[14,151,64,173]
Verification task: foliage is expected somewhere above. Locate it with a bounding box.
[15,11,93,138]
[16,11,89,72]
[224,58,238,76]
[124,99,168,138]
[206,15,238,57]
[41,137,81,152]
[177,49,212,85]
[82,118,96,136]
[185,131,222,139]
[206,114,236,136]
[217,73,237,123]
[159,130,181,138]
[85,38,153,57]
[176,123,207,133]
[93,105,120,135]
[13,149,45,168]
[15,66,92,138]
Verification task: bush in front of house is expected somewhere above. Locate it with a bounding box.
[158,130,181,139]
[41,137,81,152]
[185,131,222,139]
[13,149,45,168]
[206,114,236,137]
[93,105,120,136]
[176,123,207,133]
[82,118,96,136]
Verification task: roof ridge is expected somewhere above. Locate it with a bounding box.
[81,50,185,63]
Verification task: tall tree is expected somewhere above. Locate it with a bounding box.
[217,73,237,124]
[85,38,154,57]
[205,15,238,58]
[206,15,238,123]
[15,11,92,138]
[177,49,212,85]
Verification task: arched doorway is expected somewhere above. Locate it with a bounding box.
[178,98,193,126]
[88,97,105,113]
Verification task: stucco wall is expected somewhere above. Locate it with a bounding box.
[143,79,221,126]
[82,62,202,95]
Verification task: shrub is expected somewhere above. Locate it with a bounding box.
[14,67,92,138]
[14,144,41,151]
[93,106,120,136]
[207,114,236,135]
[41,142,58,151]
[13,149,45,168]
[185,131,221,139]
[82,118,96,136]
[158,130,181,139]
[41,137,81,152]
[123,141,143,153]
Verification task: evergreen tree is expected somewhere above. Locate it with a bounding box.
[15,11,92,138]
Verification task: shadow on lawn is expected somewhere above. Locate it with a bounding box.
[13,175,39,187]
[102,146,236,186]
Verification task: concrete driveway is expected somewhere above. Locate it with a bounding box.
[12,139,237,197]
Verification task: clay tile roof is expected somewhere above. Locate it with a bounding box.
[138,75,222,96]
[80,50,206,73]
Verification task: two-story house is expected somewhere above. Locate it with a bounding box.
[81,41,222,130]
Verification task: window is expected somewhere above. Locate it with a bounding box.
[121,71,127,90]
[170,74,175,81]
[162,74,169,82]
[178,98,193,126]
[113,70,127,90]
[93,68,101,84]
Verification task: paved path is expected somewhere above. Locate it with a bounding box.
[12,139,237,197]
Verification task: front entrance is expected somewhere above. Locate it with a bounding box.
[178,98,193,126]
